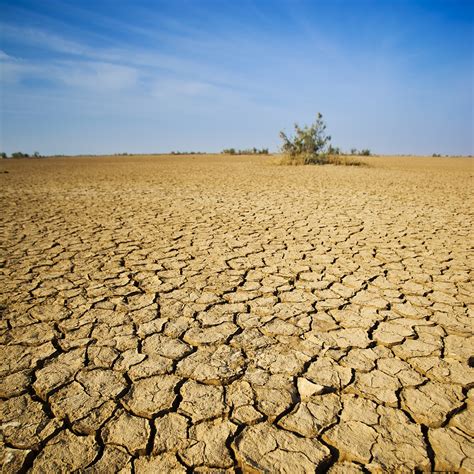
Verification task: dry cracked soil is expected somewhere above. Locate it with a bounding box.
[0,153,473,473]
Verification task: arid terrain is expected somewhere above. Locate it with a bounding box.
[0,154,473,473]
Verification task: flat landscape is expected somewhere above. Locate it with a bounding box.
[0,154,473,473]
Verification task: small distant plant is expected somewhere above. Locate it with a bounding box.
[328,145,341,155]
[348,148,372,156]
[279,113,333,165]
[170,151,207,155]
[222,148,269,155]
[279,113,366,166]
[222,148,236,155]
[0,152,7,159]
[432,153,441,157]
[11,152,29,159]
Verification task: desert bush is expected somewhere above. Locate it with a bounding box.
[348,148,371,156]
[11,152,29,159]
[171,151,207,155]
[278,114,366,166]
[222,148,236,155]
[0,152,7,159]
[279,113,332,165]
[222,148,269,155]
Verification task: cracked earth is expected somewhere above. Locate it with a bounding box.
[0,154,473,473]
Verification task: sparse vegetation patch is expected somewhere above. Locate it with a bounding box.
[171,151,208,155]
[279,113,363,166]
[222,148,269,155]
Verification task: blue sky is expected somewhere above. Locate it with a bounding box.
[0,0,472,155]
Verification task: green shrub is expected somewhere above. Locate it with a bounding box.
[348,148,372,156]
[279,113,331,165]
[11,152,29,159]
[278,114,367,166]
[222,148,236,155]
[222,148,269,155]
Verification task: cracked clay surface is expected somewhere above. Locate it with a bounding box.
[0,154,473,473]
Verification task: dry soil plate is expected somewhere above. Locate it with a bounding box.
[0,154,472,472]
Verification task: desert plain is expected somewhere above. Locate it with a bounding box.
[0,153,473,473]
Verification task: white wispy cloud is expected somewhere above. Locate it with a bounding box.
[0,50,42,83]
[0,23,89,56]
[54,61,140,91]
[0,50,140,93]
[1,22,241,100]
[0,22,274,114]
[151,78,215,99]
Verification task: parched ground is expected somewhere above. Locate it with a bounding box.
[0,154,473,473]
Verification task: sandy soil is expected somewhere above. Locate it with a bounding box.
[0,154,473,473]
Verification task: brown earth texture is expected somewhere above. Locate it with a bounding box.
[0,153,473,473]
